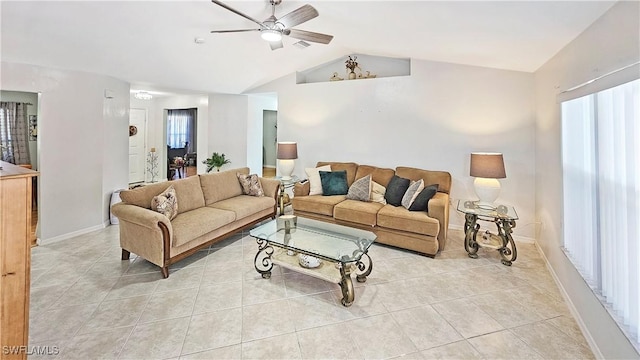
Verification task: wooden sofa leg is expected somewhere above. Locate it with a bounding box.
[161,266,169,279]
[121,249,130,260]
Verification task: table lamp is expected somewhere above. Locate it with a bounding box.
[277,142,298,180]
[470,152,506,210]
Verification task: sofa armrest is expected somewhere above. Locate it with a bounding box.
[111,202,173,234]
[428,192,450,250]
[294,181,310,196]
[260,177,280,213]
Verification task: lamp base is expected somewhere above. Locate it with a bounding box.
[474,177,501,209]
[279,159,295,180]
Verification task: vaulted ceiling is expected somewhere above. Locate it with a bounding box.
[1,1,616,95]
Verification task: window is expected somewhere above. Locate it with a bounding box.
[167,108,196,150]
[562,78,639,349]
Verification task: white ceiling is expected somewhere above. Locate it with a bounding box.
[1,1,616,95]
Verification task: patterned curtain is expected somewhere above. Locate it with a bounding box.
[0,102,31,165]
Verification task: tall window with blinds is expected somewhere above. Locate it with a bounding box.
[561,78,639,349]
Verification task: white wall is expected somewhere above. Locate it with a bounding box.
[534,2,640,358]
[131,94,209,180]
[249,59,537,238]
[1,62,129,241]
[208,94,249,173]
[247,94,277,175]
[0,90,38,170]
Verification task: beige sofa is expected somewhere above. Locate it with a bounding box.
[293,162,451,256]
[111,167,279,278]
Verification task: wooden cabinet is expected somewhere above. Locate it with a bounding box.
[0,161,37,360]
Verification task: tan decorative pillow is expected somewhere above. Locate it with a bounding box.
[370,181,387,204]
[151,185,178,220]
[237,173,264,197]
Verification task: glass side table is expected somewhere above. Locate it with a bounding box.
[275,175,299,216]
[456,200,519,266]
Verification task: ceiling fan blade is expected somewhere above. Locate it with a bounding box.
[277,4,318,29]
[210,29,261,33]
[285,29,333,44]
[269,40,284,51]
[210,0,265,28]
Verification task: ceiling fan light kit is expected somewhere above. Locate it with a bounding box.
[210,0,333,50]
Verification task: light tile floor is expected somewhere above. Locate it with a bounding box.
[28,225,594,359]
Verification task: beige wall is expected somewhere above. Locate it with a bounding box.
[534,2,640,358]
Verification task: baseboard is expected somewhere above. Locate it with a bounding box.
[533,242,604,360]
[40,222,109,245]
[448,224,535,244]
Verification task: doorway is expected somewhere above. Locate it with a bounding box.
[262,110,277,177]
[128,108,147,184]
[166,108,197,180]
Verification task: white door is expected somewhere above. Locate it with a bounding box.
[129,108,147,183]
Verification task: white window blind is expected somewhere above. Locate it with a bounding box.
[167,108,196,149]
[561,78,640,349]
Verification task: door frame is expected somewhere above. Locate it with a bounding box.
[129,108,148,184]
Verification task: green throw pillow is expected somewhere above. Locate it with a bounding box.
[409,184,439,211]
[319,170,349,196]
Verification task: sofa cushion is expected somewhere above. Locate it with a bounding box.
[346,174,372,202]
[401,179,424,209]
[237,173,264,197]
[120,182,174,209]
[305,165,331,195]
[200,167,249,205]
[292,195,347,217]
[385,175,411,206]
[409,184,439,211]
[334,199,384,226]
[172,207,236,247]
[316,162,359,187]
[151,185,178,220]
[320,170,349,196]
[396,167,452,195]
[354,165,395,188]
[209,195,276,220]
[170,175,206,214]
[377,205,440,237]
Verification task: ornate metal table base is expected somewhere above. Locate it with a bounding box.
[464,213,517,266]
[253,239,373,307]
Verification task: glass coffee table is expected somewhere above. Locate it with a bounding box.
[250,216,376,307]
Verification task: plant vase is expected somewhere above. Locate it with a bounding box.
[348,71,357,80]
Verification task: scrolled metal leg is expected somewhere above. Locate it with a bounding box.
[339,263,354,307]
[464,213,480,258]
[254,238,274,278]
[496,219,517,266]
[355,253,373,283]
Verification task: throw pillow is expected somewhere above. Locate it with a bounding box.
[151,185,178,220]
[237,173,264,197]
[319,170,349,196]
[384,175,411,206]
[346,174,372,202]
[409,184,439,211]
[370,181,387,204]
[402,179,425,209]
[305,165,331,195]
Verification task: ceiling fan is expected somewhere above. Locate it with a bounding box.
[210,0,334,50]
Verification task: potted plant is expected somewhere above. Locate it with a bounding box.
[203,152,231,172]
[345,55,360,79]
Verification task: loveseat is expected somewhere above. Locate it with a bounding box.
[111,168,279,278]
[292,162,451,256]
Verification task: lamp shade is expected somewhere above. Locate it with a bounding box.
[277,142,298,160]
[470,153,506,179]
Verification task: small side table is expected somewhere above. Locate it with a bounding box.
[275,175,299,216]
[457,200,519,266]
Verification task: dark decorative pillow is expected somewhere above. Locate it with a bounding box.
[409,184,439,211]
[346,174,372,202]
[151,185,178,220]
[384,175,411,206]
[237,173,264,197]
[319,170,349,196]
